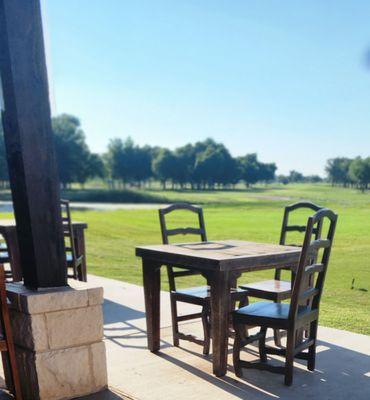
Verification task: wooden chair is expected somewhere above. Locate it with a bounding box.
[233,208,337,386]
[159,203,247,355]
[0,265,22,399]
[61,200,83,280]
[239,201,324,345]
[0,235,12,281]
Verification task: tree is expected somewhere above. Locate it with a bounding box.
[237,154,275,186]
[105,138,125,185]
[52,114,96,187]
[349,157,370,191]
[325,157,352,186]
[152,149,178,189]
[277,175,289,185]
[173,144,197,188]
[258,162,277,183]
[288,170,305,183]
[305,175,323,183]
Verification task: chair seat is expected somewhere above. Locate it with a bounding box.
[240,279,291,301]
[174,285,247,300]
[233,301,311,328]
[66,254,83,265]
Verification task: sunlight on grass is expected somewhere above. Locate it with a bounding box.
[66,183,370,336]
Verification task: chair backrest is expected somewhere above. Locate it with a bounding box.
[288,208,338,323]
[60,199,78,278]
[279,201,324,246]
[159,203,207,291]
[276,201,324,280]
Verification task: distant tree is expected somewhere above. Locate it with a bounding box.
[152,149,177,189]
[277,175,290,185]
[192,142,238,189]
[173,144,197,189]
[349,157,370,191]
[105,138,125,185]
[258,162,277,183]
[52,114,95,188]
[305,175,323,183]
[87,153,106,180]
[133,145,153,186]
[325,157,352,186]
[237,154,275,186]
[237,154,260,187]
[288,170,305,183]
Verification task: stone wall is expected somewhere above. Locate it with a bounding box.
[6,280,108,400]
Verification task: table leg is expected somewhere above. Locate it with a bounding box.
[209,270,230,377]
[142,259,161,352]
[74,228,87,282]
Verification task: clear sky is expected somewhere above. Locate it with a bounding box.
[43,0,370,175]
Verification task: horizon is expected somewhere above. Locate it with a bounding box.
[43,0,370,175]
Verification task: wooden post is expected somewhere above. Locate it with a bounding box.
[0,0,66,288]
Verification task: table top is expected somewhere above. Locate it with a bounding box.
[0,219,87,230]
[136,240,301,271]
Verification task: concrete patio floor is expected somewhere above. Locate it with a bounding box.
[1,274,370,399]
[97,275,370,400]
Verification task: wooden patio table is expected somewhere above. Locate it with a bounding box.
[0,219,88,282]
[136,239,301,377]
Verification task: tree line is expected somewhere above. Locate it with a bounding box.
[0,114,277,189]
[0,113,369,191]
[326,157,370,191]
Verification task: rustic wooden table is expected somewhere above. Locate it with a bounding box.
[0,219,88,282]
[136,239,301,377]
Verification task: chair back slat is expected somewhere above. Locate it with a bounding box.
[279,201,324,246]
[166,227,207,237]
[276,201,324,280]
[159,203,207,291]
[289,208,338,322]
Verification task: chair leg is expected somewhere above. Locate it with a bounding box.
[273,299,283,347]
[6,351,22,400]
[284,329,295,386]
[273,329,282,347]
[201,304,211,355]
[238,296,249,339]
[233,322,243,378]
[169,295,179,347]
[258,327,267,362]
[308,320,318,371]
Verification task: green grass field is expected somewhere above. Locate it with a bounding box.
[3,183,368,335]
[64,183,370,336]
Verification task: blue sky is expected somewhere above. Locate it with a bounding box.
[43,0,370,175]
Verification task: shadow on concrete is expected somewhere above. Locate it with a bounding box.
[103,299,171,351]
[103,299,145,325]
[158,337,370,399]
[76,387,135,399]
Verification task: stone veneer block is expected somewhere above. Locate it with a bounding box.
[6,280,108,400]
[45,305,104,349]
[10,310,49,351]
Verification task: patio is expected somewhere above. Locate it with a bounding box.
[1,273,362,399]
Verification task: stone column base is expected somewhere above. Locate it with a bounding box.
[6,280,108,400]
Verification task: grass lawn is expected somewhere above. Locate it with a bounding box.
[65,183,370,336]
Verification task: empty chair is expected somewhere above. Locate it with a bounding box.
[239,201,324,345]
[61,200,83,280]
[0,235,12,281]
[159,203,247,355]
[233,208,337,385]
[0,265,22,399]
